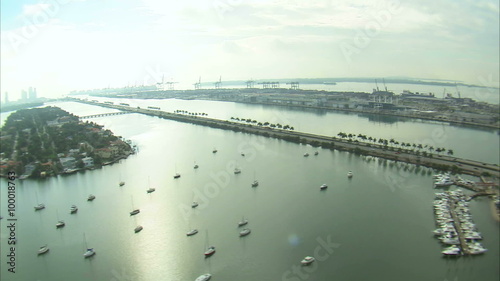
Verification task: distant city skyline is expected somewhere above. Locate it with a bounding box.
[1,0,499,100]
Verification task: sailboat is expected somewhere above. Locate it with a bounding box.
[146,177,155,193]
[204,230,216,257]
[37,244,49,255]
[251,171,258,187]
[238,216,248,227]
[34,191,45,211]
[83,233,96,258]
[193,161,199,169]
[55,210,65,228]
[129,196,140,216]
[174,165,181,178]
[134,215,143,233]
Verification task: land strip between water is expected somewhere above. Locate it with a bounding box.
[72,99,500,180]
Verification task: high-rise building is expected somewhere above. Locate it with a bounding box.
[3,92,8,104]
[29,87,37,100]
[21,90,28,100]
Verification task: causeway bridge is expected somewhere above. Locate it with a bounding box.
[79,112,132,119]
[71,98,500,179]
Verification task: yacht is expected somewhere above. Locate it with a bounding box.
[239,228,251,237]
[434,178,454,188]
[119,181,125,186]
[134,225,143,233]
[301,256,315,265]
[347,171,353,178]
[37,245,49,255]
[441,246,461,256]
[174,173,181,179]
[234,168,241,174]
[303,153,309,157]
[34,203,45,211]
[56,220,65,228]
[195,274,212,281]
[251,180,259,187]
[147,188,156,193]
[83,248,95,258]
[192,202,199,208]
[187,229,199,236]
[87,194,96,201]
[70,205,78,214]
[320,184,328,190]
[204,246,216,257]
[130,209,140,216]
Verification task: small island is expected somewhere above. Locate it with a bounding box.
[0,106,134,179]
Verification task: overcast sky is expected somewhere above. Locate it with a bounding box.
[1,0,499,99]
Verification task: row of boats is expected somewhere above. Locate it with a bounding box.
[433,190,488,256]
[433,173,454,188]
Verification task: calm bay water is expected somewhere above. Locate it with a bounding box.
[0,100,498,281]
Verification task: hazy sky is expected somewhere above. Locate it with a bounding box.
[1,0,499,99]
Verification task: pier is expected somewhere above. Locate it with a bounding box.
[448,200,470,255]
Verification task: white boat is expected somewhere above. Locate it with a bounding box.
[195,274,212,281]
[239,228,251,237]
[187,229,199,236]
[204,246,216,257]
[234,168,241,174]
[56,220,65,228]
[134,225,143,233]
[147,188,155,193]
[434,178,454,188]
[34,191,45,210]
[70,205,78,214]
[37,245,49,255]
[301,256,315,265]
[251,180,259,187]
[238,218,248,226]
[303,153,309,157]
[87,194,96,201]
[192,202,199,208]
[130,196,140,215]
[34,203,45,211]
[83,233,95,258]
[441,246,461,256]
[83,248,95,258]
[347,171,353,178]
[320,184,328,190]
